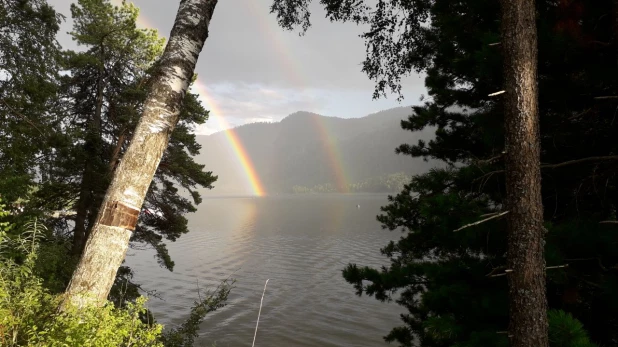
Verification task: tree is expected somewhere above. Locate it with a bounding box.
[271,0,618,345]
[62,0,166,256]
[62,0,219,309]
[0,0,62,204]
[499,0,547,345]
[37,0,216,273]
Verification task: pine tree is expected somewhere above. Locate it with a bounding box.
[30,0,217,275]
[0,0,62,204]
[271,0,618,345]
[499,0,547,345]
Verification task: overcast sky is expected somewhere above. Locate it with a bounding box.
[47,0,427,134]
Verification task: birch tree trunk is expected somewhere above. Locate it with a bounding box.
[500,0,548,346]
[62,0,218,309]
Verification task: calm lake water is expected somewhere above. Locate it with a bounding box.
[126,194,406,347]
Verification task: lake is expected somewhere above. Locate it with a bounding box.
[126,194,406,346]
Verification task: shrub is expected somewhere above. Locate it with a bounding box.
[0,200,231,347]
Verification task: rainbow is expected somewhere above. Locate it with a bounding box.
[109,0,265,196]
[247,0,350,193]
[311,116,349,193]
[190,81,266,197]
[113,0,350,194]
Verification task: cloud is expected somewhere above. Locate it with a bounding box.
[191,81,425,135]
[48,0,428,136]
[191,82,330,134]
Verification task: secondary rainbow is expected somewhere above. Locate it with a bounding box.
[114,0,266,196]
[247,0,351,192]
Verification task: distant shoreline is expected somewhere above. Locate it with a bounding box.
[201,192,392,199]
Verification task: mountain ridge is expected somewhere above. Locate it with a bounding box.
[195,106,434,196]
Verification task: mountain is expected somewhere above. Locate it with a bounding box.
[194,106,435,196]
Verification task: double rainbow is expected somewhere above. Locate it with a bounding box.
[112,0,351,195]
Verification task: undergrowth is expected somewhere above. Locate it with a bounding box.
[0,198,232,347]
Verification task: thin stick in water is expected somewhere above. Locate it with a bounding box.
[252,279,270,347]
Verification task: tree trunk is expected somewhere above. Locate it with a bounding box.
[500,0,548,346]
[62,0,218,309]
[614,0,618,66]
[71,162,94,255]
[72,74,105,255]
[108,130,126,174]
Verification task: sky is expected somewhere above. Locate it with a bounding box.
[47,0,427,135]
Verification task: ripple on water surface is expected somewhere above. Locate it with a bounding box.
[126,195,406,347]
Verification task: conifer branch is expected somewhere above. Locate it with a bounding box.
[454,211,509,232]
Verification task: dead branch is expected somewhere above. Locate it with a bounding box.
[594,96,618,100]
[567,108,591,120]
[473,155,618,183]
[488,42,501,46]
[480,211,502,218]
[454,211,509,232]
[543,156,618,169]
[591,40,611,46]
[0,98,45,136]
[474,152,505,167]
[599,220,618,224]
[488,265,568,277]
[488,90,505,97]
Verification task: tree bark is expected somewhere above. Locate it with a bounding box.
[108,130,127,174]
[62,0,218,309]
[72,73,105,255]
[500,1,548,346]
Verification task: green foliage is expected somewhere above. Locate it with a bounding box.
[548,310,597,347]
[0,0,63,204]
[42,298,164,347]
[19,0,217,272]
[0,199,14,234]
[0,211,162,347]
[0,211,231,347]
[33,236,76,294]
[272,0,618,345]
[160,280,234,347]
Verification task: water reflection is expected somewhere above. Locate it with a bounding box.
[126,194,405,347]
